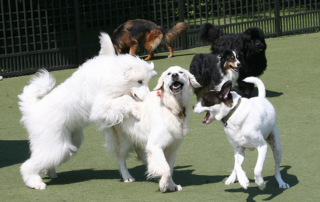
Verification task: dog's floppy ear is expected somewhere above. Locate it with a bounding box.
[153,71,166,90]
[186,71,201,88]
[219,80,232,100]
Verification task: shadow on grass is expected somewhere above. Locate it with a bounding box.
[251,87,283,98]
[0,140,30,168]
[224,166,298,201]
[46,164,227,188]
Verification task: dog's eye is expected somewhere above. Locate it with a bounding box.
[179,71,183,74]
[167,73,171,75]
[138,80,143,84]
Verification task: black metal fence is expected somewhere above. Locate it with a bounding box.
[1,0,319,77]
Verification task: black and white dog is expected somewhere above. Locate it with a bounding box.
[200,23,267,98]
[189,50,241,101]
[193,77,290,190]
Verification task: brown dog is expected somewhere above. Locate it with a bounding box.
[111,19,188,61]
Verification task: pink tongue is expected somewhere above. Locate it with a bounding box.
[202,112,210,124]
[173,84,180,89]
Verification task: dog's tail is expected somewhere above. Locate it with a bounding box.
[99,32,116,55]
[242,77,266,98]
[165,22,188,42]
[199,23,223,43]
[18,69,56,111]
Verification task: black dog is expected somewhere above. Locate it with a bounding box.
[199,23,267,98]
[189,50,241,101]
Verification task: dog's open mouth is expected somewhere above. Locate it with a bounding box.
[230,66,239,72]
[170,81,184,93]
[133,94,142,101]
[202,112,211,125]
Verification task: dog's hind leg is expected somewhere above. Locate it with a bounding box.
[20,137,73,190]
[135,146,147,164]
[225,147,245,186]
[70,128,84,156]
[43,168,57,179]
[266,124,290,189]
[129,39,138,56]
[255,143,268,190]
[104,127,135,182]
[166,42,174,58]
[144,30,163,61]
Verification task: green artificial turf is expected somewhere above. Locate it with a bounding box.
[1,32,319,201]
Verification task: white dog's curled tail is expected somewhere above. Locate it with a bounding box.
[18,69,56,109]
[243,77,266,98]
[99,32,116,56]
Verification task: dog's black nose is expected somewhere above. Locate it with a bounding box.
[192,105,195,110]
[172,73,179,81]
[237,62,241,67]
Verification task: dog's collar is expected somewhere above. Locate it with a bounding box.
[157,91,186,119]
[221,98,242,126]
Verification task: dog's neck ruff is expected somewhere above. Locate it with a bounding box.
[157,90,186,119]
[221,98,242,126]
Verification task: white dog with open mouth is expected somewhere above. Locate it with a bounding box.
[18,43,156,189]
[103,66,201,192]
[193,77,290,190]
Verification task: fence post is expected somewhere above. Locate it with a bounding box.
[74,0,83,65]
[178,0,187,50]
[274,0,282,36]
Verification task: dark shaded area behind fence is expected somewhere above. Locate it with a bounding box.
[1,0,319,77]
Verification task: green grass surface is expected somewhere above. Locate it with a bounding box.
[1,32,319,201]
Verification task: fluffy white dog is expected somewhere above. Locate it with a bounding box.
[18,51,156,190]
[193,77,290,190]
[103,66,201,192]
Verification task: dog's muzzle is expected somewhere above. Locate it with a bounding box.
[170,73,184,93]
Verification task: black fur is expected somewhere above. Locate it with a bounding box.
[189,50,240,100]
[199,23,267,98]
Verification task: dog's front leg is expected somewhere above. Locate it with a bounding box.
[165,140,183,192]
[254,144,268,190]
[90,95,141,129]
[225,148,245,186]
[234,148,250,189]
[146,144,171,192]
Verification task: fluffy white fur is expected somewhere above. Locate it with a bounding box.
[18,53,156,190]
[193,77,290,190]
[104,66,201,192]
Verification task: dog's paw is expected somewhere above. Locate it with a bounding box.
[131,103,141,120]
[225,171,237,185]
[124,177,135,182]
[34,182,47,190]
[255,176,266,190]
[168,181,182,192]
[159,179,170,193]
[168,185,182,192]
[279,182,290,189]
[257,181,266,190]
[237,171,250,189]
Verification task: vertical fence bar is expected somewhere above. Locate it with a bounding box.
[274,0,282,36]
[178,0,186,49]
[74,0,82,65]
